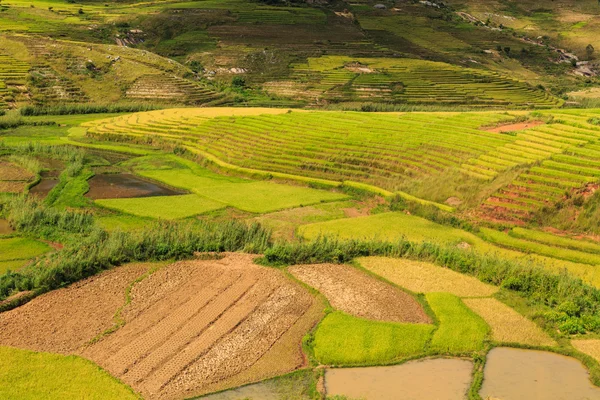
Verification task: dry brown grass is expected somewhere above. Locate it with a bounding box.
[358,257,497,297]
[463,298,555,347]
[572,339,600,362]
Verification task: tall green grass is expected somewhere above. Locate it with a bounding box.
[19,103,160,116]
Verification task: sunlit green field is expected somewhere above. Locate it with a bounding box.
[0,346,137,400]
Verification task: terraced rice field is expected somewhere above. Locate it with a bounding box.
[313,312,435,365]
[118,155,347,214]
[290,56,560,107]
[85,108,600,224]
[0,346,137,400]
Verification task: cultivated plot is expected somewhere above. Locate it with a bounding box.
[358,257,498,298]
[84,254,323,399]
[463,298,555,347]
[289,263,430,323]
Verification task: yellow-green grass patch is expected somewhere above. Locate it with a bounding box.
[95,194,225,220]
[313,312,434,366]
[358,257,497,297]
[96,214,154,231]
[128,156,348,213]
[0,237,51,262]
[0,259,28,274]
[427,293,489,354]
[463,298,555,347]
[572,340,600,363]
[0,346,138,400]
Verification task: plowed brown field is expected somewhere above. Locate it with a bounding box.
[0,263,150,353]
[85,253,322,399]
[288,263,430,324]
[0,254,323,399]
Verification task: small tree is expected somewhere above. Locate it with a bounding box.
[587,44,595,59]
[232,76,246,88]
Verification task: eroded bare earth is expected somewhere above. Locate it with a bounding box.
[289,263,430,323]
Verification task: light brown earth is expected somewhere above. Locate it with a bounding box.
[0,263,150,353]
[0,254,323,400]
[84,253,322,399]
[485,120,545,133]
[0,161,35,181]
[0,181,27,193]
[288,263,431,323]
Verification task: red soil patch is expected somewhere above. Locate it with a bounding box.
[0,263,150,354]
[83,253,322,399]
[288,263,431,324]
[485,120,545,133]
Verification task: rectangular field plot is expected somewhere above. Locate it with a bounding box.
[427,293,489,354]
[95,194,225,220]
[463,298,555,347]
[358,257,498,298]
[313,312,434,365]
[126,155,348,214]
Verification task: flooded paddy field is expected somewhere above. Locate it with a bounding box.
[324,358,473,400]
[85,173,185,200]
[480,347,600,400]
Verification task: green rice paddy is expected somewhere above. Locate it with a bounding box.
[0,346,137,400]
[312,312,434,365]
[427,293,489,354]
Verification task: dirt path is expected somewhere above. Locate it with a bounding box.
[289,263,431,323]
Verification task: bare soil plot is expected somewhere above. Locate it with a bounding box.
[288,263,430,323]
[485,120,545,133]
[359,257,497,298]
[84,253,322,400]
[85,173,185,200]
[0,161,35,181]
[463,298,555,347]
[0,263,150,353]
[0,181,27,193]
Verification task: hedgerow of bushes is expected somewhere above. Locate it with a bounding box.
[2,197,600,334]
